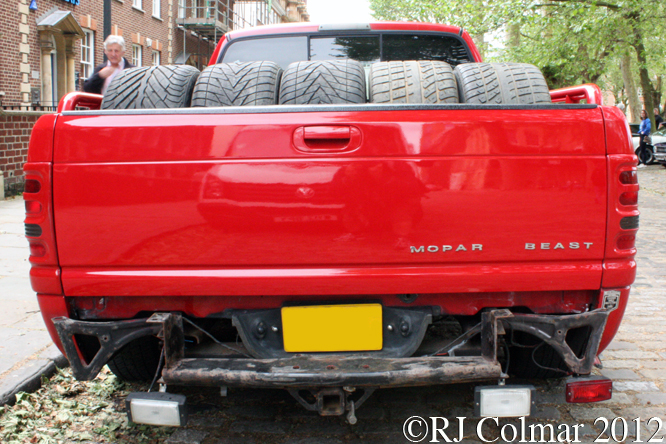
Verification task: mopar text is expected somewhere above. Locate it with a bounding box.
[410,244,483,253]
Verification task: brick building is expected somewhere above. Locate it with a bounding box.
[0,0,309,194]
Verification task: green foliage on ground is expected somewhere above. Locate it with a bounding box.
[0,367,172,444]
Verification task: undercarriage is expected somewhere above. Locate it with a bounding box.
[52,305,609,420]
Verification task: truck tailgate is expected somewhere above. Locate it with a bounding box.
[52,106,607,296]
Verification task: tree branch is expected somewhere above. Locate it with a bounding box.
[535,0,619,10]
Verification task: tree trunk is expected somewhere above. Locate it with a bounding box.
[627,13,655,130]
[621,52,641,123]
[654,76,662,114]
[508,23,520,48]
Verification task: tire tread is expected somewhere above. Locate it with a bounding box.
[279,61,366,105]
[369,60,458,104]
[192,61,282,107]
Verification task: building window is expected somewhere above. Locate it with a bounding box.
[133,0,142,9]
[178,0,186,18]
[132,44,142,66]
[153,0,160,18]
[81,30,95,80]
[152,51,160,66]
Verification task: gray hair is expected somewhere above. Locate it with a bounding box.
[104,35,126,51]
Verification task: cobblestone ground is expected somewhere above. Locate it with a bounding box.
[158,165,666,444]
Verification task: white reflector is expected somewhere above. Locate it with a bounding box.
[475,386,535,418]
[126,392,187,427]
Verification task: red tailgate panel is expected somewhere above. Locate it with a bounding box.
[53,108,607,296]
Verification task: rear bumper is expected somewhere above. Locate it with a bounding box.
[53,309,609,387]
[162,355,502,388]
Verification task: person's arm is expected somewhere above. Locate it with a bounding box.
[83,65,105,94]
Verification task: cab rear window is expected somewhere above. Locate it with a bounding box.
[220,33,472,69]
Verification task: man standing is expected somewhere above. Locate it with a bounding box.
[83,35,134,95]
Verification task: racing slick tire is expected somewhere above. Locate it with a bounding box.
[192,61,283,107]
[101,65,200,109]
[279,60,366,105]
[369,60,459,104]
[454,62,551,105]
[107,335,162,382]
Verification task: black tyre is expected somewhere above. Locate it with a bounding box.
[454,62,551,105]
[279,60,366,105]
[369,60,458,104]
[107,335,162,382]
[192,61,282,107]
[102,65,200,109]
[635,147,655,165]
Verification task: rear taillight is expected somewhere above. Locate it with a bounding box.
[23,163,63,295]
[25,179,41,193]
[619,191,638,206]
[25,200,42,214]
[566,377,612,403]
[611,163,639,254]
[616,235,636,250]
[619,171,637,184]
[29,242,47,258]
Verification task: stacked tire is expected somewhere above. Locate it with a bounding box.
[102,60,551,110]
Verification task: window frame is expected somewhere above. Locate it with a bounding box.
[152,0,160,18]
[152,50,160,66]
[81,29,95,80]
[133,0,142,10]
[132,44,142,67]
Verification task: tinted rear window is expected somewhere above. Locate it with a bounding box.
[221,33,472,68]
[310,36,380,64]
[382,34,471,65]
[222,36,308,69]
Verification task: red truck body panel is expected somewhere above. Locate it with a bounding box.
[51,108,609,298]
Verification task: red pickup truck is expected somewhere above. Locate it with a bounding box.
[24,22,638,425]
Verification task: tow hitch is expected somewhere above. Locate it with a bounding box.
[288,387,375,424]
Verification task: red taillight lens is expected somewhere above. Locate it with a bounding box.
[29,242,47,258]
[24,179,41,193]
[619,191,638,206]
[25,200,42,214]
[617,235,636,250]
[566,378,612,403]
[619,171,638,184]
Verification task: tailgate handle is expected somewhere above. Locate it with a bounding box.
[293,126,362,153]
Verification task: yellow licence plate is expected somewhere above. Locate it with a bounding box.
[281,304,383,353]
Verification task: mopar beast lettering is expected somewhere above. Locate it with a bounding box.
[525,242,593,250]
[410,244,483,253]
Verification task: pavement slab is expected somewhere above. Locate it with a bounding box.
[0,196,66,406]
